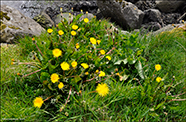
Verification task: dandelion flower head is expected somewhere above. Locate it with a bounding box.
[90,37,96,44]
[100,50,105,55]
[71,61,77,68]
[47,28,53,34]
[99,71,105,77]
[71,31,76,36]
[81,63,89,69]
[155,64,161,71]
[33,97,44,108]
[156,77,162,82]
[58,82,64,89]
[106,56,111,61]
[84,18,89,23]
[58,30,64,35]
[61,62,70,71]
[96,83,109,97]
[51,73,60,83]
[72,25,78,30]
[52,48,62,58]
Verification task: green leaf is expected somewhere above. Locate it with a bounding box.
[114,59,128,65]
[40,72,50,82]
[155,101,165,110]
[71,76,82,83]
[135,61,144,79]
[149,113,159,117]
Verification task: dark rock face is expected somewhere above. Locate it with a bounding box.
[1,0,186,34]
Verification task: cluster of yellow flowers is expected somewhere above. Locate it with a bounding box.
[155,64,162,82]
[33,17,114,109]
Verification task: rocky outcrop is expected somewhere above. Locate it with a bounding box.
[0,5,45,43]
[96,0,144,30]
[155,0,185,13]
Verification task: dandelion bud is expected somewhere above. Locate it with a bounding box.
[60,7,63,12]
[86,11,88,14]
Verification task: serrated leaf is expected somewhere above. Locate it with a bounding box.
[114,59,128,65]
[135,61,144,79]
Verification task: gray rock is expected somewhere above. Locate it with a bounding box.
[33,11,55,29]
[54,13,74,25]
[151,23,185,35]
[155,0,185,13]
[0,5,45,43]
[97,0,144,30]
[143,9,162,24]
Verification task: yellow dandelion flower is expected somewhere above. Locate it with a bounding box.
[86,11,88,14]
[100,50,105,55]
[33,97,44,108]
[52,48,62,58]
[72,25,78,30]
[47,28,53,34]
[85,72,89,75]
[96,83,109,97]
[99,71,105,77]
[71,31,76,36]
[61,62,70,71]
[50,73,60,83]
[156,77,162,82]
[81,9,83,13]
[11,59,15,62]
[71,61,77,68]
[116,73,120,76]
[90,37,96,44]
[58,82,64,89]
[106,56,111,61]
[81,63,89,69]
[155,64,161,71]
[84,18,89,23]
[11,62,14,65]
[58,30,64,36]
[95,69,99,73]
[75,43,80,49]
[97,40,101,44]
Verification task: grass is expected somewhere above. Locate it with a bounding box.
[1,21,186,121]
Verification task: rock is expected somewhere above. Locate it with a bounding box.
[143,9,163,25]
[79,13,95,21]
[0,5,45,43]
[152,23,185,35]
[33,11,55,29]
[155,0,185,13]
[135,0,156,11]
[73,1,98,14]
[54,13,74,25]
[97,0,144,30]
[162,13,181,25]
[141,22,161,32]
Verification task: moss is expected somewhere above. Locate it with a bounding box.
[0,23,7,30]
[0,11,10,21]
[8,25,21,30]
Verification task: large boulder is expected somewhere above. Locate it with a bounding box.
[0,5,45,43]
[155,0,185,13]
[97,0,144,30]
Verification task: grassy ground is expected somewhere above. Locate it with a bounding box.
[1,29,186,121]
